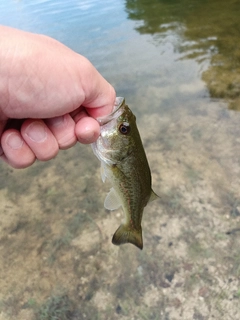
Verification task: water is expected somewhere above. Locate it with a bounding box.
[0,0,240,319]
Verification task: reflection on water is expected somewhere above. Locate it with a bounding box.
[0,0,240,319]
[126,0,240,110]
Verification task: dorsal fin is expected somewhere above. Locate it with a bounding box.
[149,189,160,202]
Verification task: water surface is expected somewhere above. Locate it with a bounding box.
[0,0,240,319]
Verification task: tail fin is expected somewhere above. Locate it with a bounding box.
[112,224,143,250]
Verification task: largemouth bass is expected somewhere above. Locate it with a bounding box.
[92,97,158,249]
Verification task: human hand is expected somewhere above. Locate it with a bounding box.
[0,26,115,168]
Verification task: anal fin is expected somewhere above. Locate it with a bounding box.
[104,187,122,211]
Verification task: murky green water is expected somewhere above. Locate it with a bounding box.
[1,0,240,319]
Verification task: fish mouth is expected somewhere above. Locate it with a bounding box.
[96,97,125,125]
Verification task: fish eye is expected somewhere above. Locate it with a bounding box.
[119,122,130,135]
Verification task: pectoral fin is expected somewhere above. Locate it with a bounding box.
[104,188,122,211]
[100,162,107,183]
[112,224,143,250]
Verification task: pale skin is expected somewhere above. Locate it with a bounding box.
[0,26,116,168]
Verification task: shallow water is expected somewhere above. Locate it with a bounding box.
[1,0,240,319]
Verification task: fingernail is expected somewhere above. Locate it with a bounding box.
[47,115,65,127]
[6,132,24,149]
[25,122,47,142]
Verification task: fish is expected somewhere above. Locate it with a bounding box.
[91,97,159,249]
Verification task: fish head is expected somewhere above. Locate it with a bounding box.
[92,97,137,165]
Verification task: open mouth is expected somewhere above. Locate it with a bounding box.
[96,97,125,126]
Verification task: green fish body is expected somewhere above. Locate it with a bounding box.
[92,97,158,249]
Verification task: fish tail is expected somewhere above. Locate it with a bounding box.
[112,224,143,250]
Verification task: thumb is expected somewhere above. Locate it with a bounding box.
[76,57,116,118]
[85,82,116,119]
